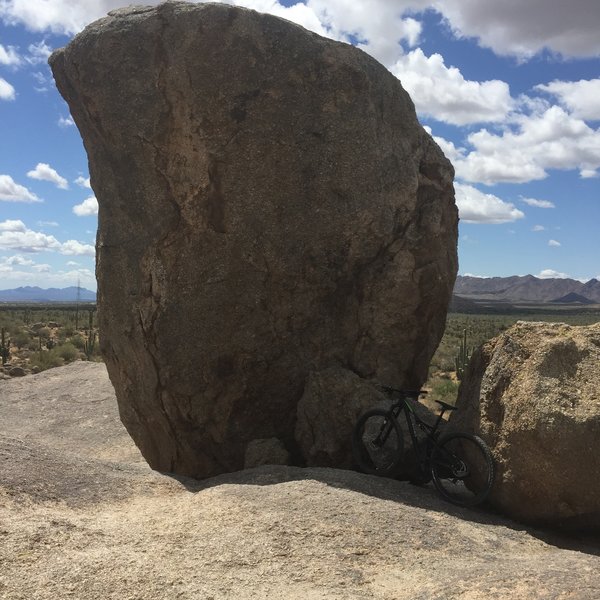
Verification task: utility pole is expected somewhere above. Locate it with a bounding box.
[75,277,81,330]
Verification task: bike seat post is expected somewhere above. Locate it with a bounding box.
[433,407,446,433]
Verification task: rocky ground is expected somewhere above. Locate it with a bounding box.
[1,362,599,599]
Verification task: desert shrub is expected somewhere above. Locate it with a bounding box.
[30,349,63,372]
[428,377,459,404]
[71,334,85,350]
[56,342,79,363]
[37,327,51,340]
[12,331,31,350]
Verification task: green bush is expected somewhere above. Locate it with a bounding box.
[56,342,79,363]
[71,334,85,350]
[429,378,459,405]
[30,349,63,372]
[12,331,31,349]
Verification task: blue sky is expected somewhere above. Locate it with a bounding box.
[1,0,599,291]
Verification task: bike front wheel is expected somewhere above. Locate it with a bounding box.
[430,432,494,507]
[352,409,404,477]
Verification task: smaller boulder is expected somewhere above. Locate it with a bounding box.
[244,438,290,469]
[9,366,26,377]
[453,321,600,531]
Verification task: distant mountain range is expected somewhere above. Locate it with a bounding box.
[0,286,97,302]
[454,275,600,304]
[2,277,598,305]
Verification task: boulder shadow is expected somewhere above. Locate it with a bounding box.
[167,464,600,557]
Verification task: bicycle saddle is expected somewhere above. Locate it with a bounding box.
[435,400,457,411]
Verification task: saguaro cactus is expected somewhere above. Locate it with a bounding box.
[0,327,10,365]
[455,328,472,381]
[84,310,97,360]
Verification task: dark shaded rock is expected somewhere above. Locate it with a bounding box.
[295,367,442,477]
[453,321,600,531]
[8,366,26,377]
[244,437,290,468]
[49,2,457,478]
[295,367,383,469]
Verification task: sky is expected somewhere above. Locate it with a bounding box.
[0,0,599,292]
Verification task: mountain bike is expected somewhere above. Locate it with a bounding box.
[351,384,494,507]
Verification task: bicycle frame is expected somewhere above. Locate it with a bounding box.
[354,385,495,506]
[389,393,448,469]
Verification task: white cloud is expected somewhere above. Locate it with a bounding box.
[391,49,513,125]
[230,0,329,38]
[27,162,69,189]
[580,169,599,178]
[60,239,95,256]
[37,220,59,227]
[0,219,94,256]
[454,182,525,224]
[536,79,600,121]
[521,197,555,209]
[0,174,40,202]
[0,0,119,35]
[305,0,426,65]
[434,0,600,59]
[73,196,98,216]
[74,175,91,188]
[538,269,569,279]
[430,133,466,163]
[2,254,34,266]
[0,42,21,66]
[0,224,61,252]
[58,114,75,127]
[25,40,52,64]
[0,219,26,232]
[0,76,16,100]
[32,263,51,273]
[455,106,600,184]
[532,225,545,232]
[548,239,561,247]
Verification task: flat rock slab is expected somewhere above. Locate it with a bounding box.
[2,363,600,599]
[0,361,142,463]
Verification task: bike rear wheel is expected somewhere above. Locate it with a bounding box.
[352,409,404,477]
[430,432,494,507]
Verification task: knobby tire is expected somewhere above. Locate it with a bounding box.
[430,432,494,507]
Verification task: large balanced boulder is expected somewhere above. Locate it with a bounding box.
[453,321,600,530]
[49,2,457,478]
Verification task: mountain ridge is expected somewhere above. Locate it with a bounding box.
[0,286,97,302]
[455,275,600,303]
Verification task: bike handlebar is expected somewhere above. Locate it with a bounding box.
[375,383,427,397]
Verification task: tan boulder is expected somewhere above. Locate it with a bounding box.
[453,321,600,530]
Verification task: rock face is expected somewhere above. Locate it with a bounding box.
[49,2,458,478]
[454,321,600,530]
[295,367,385,469]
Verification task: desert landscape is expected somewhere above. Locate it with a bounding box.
[1,1,600,598]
